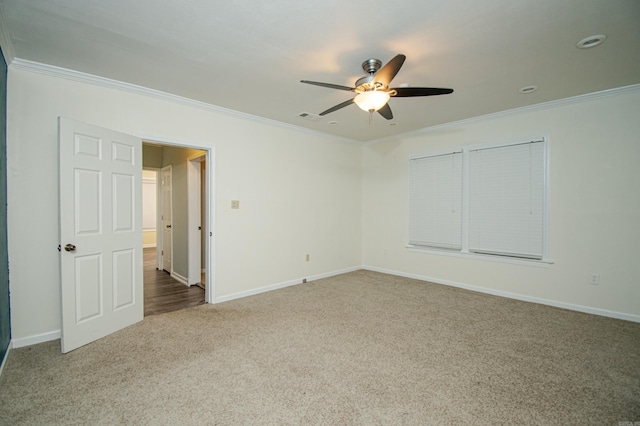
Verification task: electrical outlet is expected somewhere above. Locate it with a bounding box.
[231,200,239,209]
[305,254,310,262]
[303,278,307,283]
[590,273,600,285]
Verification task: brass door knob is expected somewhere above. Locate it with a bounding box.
[64,244,76,252]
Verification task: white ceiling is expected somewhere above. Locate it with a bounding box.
[1,0,639,142]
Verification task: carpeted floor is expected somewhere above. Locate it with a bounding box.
[1,270,639,425]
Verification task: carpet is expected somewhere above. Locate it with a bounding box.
[1,270,639,425]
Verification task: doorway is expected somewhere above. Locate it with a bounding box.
[141,140,213,316]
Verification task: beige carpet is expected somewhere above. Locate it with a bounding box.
[1,270,639,425]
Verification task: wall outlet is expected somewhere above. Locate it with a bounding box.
[305,254,310,262]
[303,278,307,283]
[590,273,600,285]
[231,200,240,209]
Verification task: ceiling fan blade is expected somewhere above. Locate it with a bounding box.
[319,98,355,116]
[373,54,406,87]
[391,87,454,97]
[300,80,354,91]
[377,103,393,120]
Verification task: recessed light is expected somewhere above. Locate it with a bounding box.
[576,34,607,49]
[519,85,538,94]
[328,121,339,126]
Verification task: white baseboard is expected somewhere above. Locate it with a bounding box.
[213,266,361,304]
[143,243,157,248]
[364,265,640,323]
[171,272,188,286]
[11,330,61,349]
[0,341,11,378]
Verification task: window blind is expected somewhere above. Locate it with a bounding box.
[468,140,545,259]
[409,151,463,249]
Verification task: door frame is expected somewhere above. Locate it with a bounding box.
[137,133,215,304]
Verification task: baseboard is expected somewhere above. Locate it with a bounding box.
[363,265,640,323]
[11,330,61,349]
[143,243,157,248]
[0,341,11,378]
[171,272,188,286]
[214,266,361,304]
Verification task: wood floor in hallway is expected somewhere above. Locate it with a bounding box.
[144,247,205,317]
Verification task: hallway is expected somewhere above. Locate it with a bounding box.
[143,247,205,316]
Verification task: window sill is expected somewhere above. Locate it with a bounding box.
[406,245,554,268]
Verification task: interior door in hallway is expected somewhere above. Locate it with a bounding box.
[58,117,143,353]
[160,165,172,272]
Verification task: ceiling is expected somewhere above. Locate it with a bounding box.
[1,0,639,142]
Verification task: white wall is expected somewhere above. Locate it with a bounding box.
[362,87,640,320]
[7,64,639,344]
[7,67,362,341]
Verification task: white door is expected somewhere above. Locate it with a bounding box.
[58,117,143,353]
[160,166,173,272]
[187,156,202,285]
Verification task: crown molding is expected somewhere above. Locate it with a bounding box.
[366,83,640,145]
[9,58,359,145]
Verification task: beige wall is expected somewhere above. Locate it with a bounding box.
[143,230,156,247]
[362,88,640,319]
[142,169,157,247]
[7,67,363,341]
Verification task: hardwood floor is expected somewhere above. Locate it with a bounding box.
[144,247,205,317]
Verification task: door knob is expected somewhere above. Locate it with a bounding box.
[166,225,172,228]
[64,244,77,252]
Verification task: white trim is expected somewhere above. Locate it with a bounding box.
[406,245,554,267]
[12,330,61,348]
[9,59,357,145]
[213,266,361,304]
[138,135,215,304]
[143,243,156,248]
[363,265,640,323]
[171,271,188,286]
[366,84,640,146]
[0,341,11,378]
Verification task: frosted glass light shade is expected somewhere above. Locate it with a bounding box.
[354,90,390,112]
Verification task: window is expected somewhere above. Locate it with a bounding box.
[409,138,547,261]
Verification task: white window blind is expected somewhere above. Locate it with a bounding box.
[409,151,463,249]
[468,140,545,259]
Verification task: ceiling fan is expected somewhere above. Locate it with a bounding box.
[301,54,453,120]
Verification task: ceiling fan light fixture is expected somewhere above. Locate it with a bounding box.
[354,90,390,112]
